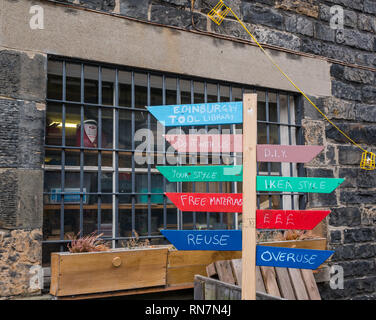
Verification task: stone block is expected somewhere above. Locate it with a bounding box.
[358,14,376,34]
[326,121,376,144]
[120,0,151,20]
[0,50,46,102]
[355,51,376,68]
[300,37,322,55]
[323,96,356,121]
[308,191,338,208]
[0,169,43,230]
[338,29,375,52]
[315,22,335,42]
[362,86,376,104]
[354,104,376,123]
[251,25,301,50]
[275,0,319,18]
[354,244,376,259]
[330,244,356,261]
[285,14,314,36]
[343,67,375,85]
[332,80,361,101]
[344,227,376,243]
[241,3,284,30]
[339,167,376,188]
[322,43,356,64]
[330,230,342,243]
[337,145,362,165]
[341,259,375,277]
[302,120,325,145]
[0,99,45,169]
[0,228,42,297]
[79,0,115,11]
[151,4,206,29]
[305,167,334,178]
[329,207,361,227]
[340,191,376,205]
[364,0,376,14]
[361,206,376,226]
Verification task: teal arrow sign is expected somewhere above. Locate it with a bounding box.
[156,165,243,182]
[256,176,344,193]
[157,166,344,193]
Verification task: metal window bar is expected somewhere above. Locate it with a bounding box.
[43,56,304,251]
[97,66,102,235]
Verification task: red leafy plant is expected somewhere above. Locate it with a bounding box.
[67,231,110,253]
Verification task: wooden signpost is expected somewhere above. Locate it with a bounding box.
[148,95,342,300]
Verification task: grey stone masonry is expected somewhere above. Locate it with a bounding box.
[0,48,46,297]
[1,0,375,300]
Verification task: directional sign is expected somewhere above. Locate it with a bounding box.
[166,191,340,213]
[257,176,344,193]
[257,209,330,230]
[161,229,334,269]
[256,245,334,270]
[156,165,243,182]
[161,230,241,251]
[164,134,243,153]
[165,192,243,213]
[164,194,329,229]
[161,173,344,193]
[257,145,324,163]
[147,101,243,126]
[164,134,324,163]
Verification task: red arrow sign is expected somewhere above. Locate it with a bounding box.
[164,134,323,163]
[256,209,330,230]
[165,192,243,212]
[166,193,330,229]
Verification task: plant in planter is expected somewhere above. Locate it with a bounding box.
[67,231,110,253]
[121,230,151,249]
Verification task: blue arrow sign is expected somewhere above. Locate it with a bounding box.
[161,230,241,251]
[256,245,334,270]
[147,101,243,126]
[161,230,334,269]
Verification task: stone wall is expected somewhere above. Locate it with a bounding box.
[86,0,375,300]
[0,49,46,298]
[0,0,375,299]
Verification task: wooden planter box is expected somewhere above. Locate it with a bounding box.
[50,239,326,298]
[50,247,170,297]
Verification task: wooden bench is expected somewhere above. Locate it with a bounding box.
[206,259,321,300]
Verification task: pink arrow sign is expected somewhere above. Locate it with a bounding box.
[164,134,243,153]
[164,134,323,163]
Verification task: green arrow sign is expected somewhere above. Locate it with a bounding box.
[256,176,344,193]
[156,165,242,182]
[157,166,344,193]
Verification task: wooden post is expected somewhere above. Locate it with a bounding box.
[241,93,257,300]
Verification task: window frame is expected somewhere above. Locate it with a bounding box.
[43,55,305,253]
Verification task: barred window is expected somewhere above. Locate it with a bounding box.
[42,56,304,265]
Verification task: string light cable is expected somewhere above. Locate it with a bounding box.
[206,0,375,170]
